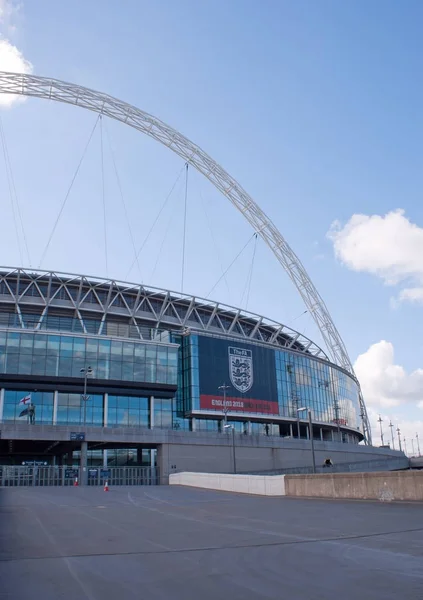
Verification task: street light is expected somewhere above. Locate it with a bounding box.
[377,415,384,446]
[223,423,237,474]
[397,427,402,452]
[297,407,316,473]
[80,366,93,425]
[388,421,395,450]
[218,383,231,428]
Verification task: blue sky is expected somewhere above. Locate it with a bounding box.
[0,0,422,448]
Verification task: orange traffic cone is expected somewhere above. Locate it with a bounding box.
[74,477,79,487]
[104,480,109,492]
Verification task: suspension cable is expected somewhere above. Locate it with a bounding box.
[206,232,257,299]
[200,191,231,300]
[0,117,31,266]
[100,115,108,276]
[38,115,100,268]
[240,233,258,310]
[150,193,181,283]
[181,162,188,292]
[125,164,186,280]
[0,118,21,264]
[103,119,141,279]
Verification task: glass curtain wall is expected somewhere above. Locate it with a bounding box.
[0,330,178,385]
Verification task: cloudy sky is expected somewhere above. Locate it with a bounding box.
[0,0,422,452]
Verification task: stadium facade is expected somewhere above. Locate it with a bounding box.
[0,268,405,479]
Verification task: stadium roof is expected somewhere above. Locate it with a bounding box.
[0,267,329,360]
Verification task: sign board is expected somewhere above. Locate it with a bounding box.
[21,460,48,466]
[70,432,85,441]
[65,468,79,479]
[88,468,99,478]
[100,468,111,479]
[197,336,279,415]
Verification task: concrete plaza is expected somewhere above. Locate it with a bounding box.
[0,486,422,599]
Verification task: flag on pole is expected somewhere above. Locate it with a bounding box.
[18,394,32,406]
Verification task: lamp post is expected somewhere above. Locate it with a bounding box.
[377,415,384,446]
[223,423,237,474]
[218,383,231,429]
[397,427,402,452]
[417,433,421,457]
[297,407,316,474]
[287,365,300,439]
[389,421,395,450]
[80,366,93,425]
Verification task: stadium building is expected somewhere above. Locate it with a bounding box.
[0,268,404,480]
[0,73,406,483]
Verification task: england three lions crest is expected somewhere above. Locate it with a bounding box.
[229,347,253,393]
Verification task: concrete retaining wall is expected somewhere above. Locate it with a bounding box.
[170,471,286,496]
[170,470,423,501]
[284,470,423,501]
[158,438,406,483]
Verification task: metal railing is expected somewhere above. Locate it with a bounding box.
[0,465,160,487]
[244,456,410,476]
[86,466,159,486]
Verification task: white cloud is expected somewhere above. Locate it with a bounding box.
[327,209,423,303]
[0,0,20,31]
[398,287,423,304]
[354,340,423,408]
[0,1,33,107]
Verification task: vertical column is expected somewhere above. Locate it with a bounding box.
[103,393,108,427]
[289,423,293,438]
[191,417,197,431]
[103,449,108,467]
[80,441,88,486]
[52,390,58,425]
[331,430,334,442]
[320,428,323,441]
[247,421,252,435]
[150,395,155,429]
[0,388,4,422]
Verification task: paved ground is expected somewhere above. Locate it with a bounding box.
[0,486,422,600]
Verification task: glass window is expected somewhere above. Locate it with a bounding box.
[18,354,32,375]
[60,336,73,357]
[123,342,134,358]
[58,357,72,377]
[20,334,34,354]
[111,341,122,358]
[99,339,111,356]
[86,338,98,360]
[6,354,19,372]
[47,335,60,352]
[46,355,59,377]
[134,344,145,360]
[146,345,157,361]
[110,361,122,380]
[7,332,20,352]
[73,337,86,358]
[3,389,53,424]
[34,335,47,351]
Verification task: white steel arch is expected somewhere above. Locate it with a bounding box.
[0,71,371,444]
